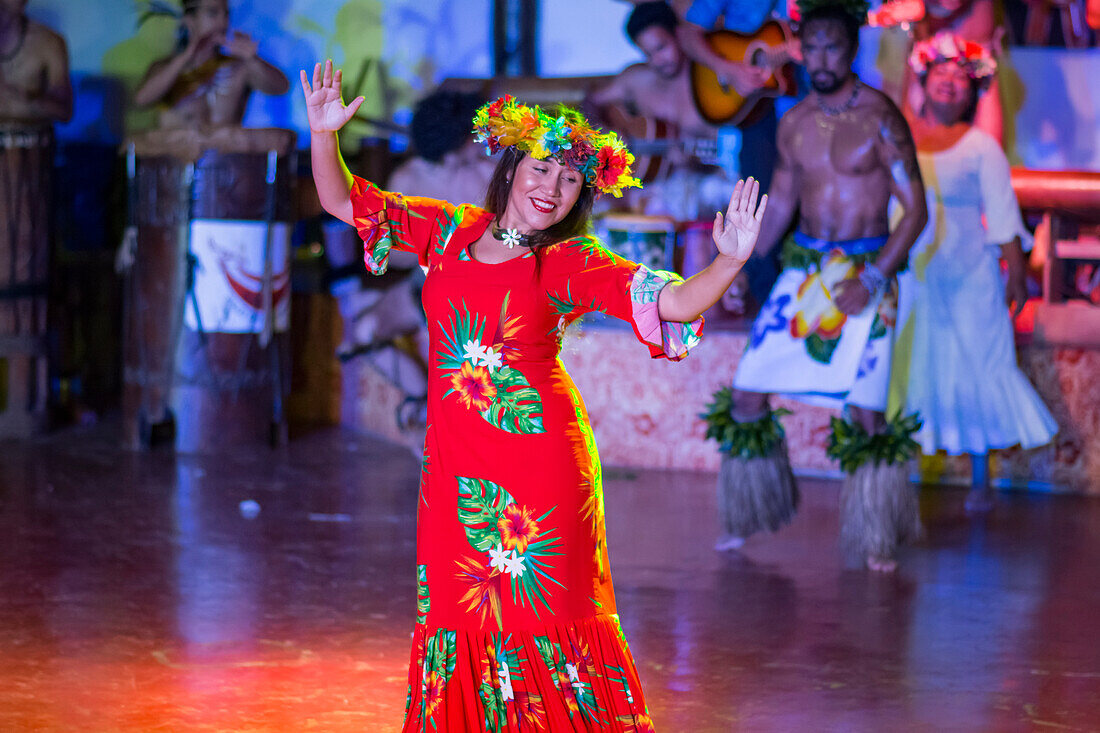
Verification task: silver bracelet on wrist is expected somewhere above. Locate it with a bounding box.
[858,263,888,297]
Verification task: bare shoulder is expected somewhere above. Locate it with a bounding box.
[859,84,906,121]
[776,98,813,139]
[862,86,914,151]
[617,63,655,91]
[26,20,68,57]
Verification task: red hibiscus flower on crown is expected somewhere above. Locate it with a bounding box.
[498,504,540,554]
[486,94,512,118]
[591,140,640,198]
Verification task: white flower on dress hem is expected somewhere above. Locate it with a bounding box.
[565,662,586,694]
[502,550,527,578]
[479,347,504,373]
[497,661,514,701]
[463,339,487,365]
[488,544,509,574]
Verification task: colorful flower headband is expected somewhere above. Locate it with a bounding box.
[472,95,641,198]
[909,33,997,85]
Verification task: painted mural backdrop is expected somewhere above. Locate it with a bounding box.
[31,0,491,146]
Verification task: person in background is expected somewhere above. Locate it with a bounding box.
[717,0,927,573]
[387,89,496,206]
[673,0,799,312]
[134,0,288,128]
[901,0,1007,143]
[587,2,740,222]
[891,32,1057,512]
[0,0,72,124]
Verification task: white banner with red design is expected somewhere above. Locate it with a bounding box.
[184,220,291,334]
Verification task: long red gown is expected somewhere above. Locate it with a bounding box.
[350,177,703,732]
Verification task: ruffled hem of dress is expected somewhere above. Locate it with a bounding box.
[628,266,704,362]
[908,366,1058,455]
[402,614,655,733]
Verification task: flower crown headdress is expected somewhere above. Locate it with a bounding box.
[472,95,641,198]
[909,32,997,86]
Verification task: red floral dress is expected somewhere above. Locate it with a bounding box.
[350,177,702,732]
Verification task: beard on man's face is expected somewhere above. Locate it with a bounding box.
[811,71,847,94]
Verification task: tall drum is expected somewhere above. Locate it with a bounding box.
[0,125,53,437]
[122,129,296,452]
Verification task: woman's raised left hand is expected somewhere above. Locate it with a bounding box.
[713,177,767,265]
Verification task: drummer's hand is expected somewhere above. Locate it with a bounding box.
[712,177,766,265]
[184,28,223,61]
[834,277,871,315]
[223,31,259,61]
[300,60,364,134]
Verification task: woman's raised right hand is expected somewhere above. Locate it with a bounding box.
[300,60,364,134]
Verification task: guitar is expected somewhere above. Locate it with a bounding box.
[600,105,719,183]
[690,21,800,127]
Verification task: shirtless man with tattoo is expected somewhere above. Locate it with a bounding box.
[713,1,928,572]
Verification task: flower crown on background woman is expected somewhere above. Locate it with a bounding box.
[909,33,997,86]
[472,95,641,198]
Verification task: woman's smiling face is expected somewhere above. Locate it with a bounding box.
[924,60,975,124]
[498,155,584,234]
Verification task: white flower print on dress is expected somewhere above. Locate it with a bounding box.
[565,662,586,694]
[479,347,504,373]
[497,661,515,701]
[463,339,488,365]
[488,544,509,574]
[502,550,527,578]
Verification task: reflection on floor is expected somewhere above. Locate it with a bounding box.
[1,425,1097,731]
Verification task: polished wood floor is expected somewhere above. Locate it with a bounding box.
[1,425,1097,732]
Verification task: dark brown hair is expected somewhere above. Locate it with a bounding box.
[483,147,597,252]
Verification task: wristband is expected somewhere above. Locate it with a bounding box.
[858,263,888,297]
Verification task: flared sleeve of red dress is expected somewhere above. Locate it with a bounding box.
[543,235,704,360]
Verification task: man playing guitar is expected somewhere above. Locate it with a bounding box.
[591,1,797,310]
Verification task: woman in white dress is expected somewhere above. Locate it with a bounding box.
[891,33,1057,511]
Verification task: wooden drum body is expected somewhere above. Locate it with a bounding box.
[123,130,295,451]
[0,126,53,437]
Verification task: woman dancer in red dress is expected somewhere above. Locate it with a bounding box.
[303,60,765,731]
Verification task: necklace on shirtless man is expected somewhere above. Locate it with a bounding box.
[816,77,862,117]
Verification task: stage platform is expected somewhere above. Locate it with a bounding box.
[2,424,1098,730]
[343,306,1100,495]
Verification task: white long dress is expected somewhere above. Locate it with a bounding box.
[891,128,1057,455]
